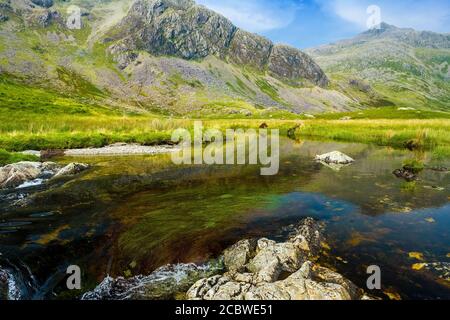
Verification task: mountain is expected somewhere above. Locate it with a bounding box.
[0,0,356,117]
[307,23,450,110]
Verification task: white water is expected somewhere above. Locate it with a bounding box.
[16,179,45,189]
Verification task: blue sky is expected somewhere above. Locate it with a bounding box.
[196,0,450,48]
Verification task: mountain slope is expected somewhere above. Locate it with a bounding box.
[307,23,450,110]
[0,0,356,117]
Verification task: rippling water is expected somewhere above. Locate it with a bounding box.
[0,139,449,299]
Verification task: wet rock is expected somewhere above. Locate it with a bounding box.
[83,262,223,300]
[0,161,89,189]
[53,163,89,178]
[287,124,302,140]
[0,269,8,300]
[0,269,21,300]
[405,140,420,151]
[187,218,367,300]
[393,168,417,182]
[0,162,45,189]
[315,151,355,165]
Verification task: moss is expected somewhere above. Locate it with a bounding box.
[295,119,450,155]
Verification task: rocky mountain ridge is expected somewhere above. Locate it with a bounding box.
[107,0,329,87]
[0,1,448,115]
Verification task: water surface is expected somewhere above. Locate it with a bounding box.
[0,139,449,299]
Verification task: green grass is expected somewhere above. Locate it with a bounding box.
[315,107,450,120]
[295,119,450,159]
[0,149,39,166]
[0,74,116,116]
[402,159,425,174]
[255,78,286,104]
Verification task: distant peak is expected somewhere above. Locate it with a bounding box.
[361,22,399,37]
[366,22,397,32]
[377,22,397,30]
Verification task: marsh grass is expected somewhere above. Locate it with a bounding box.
[0,113,299,151]
[296,119,450,158]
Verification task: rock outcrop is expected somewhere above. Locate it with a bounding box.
[187,218,368,300]
[31,0,53,8]
[0,161,89,189]
[108,0,328,86]
[268,45,329,87]
[82,218,371,301]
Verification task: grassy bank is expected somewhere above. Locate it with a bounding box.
[295,119,450,159]
[0,112,299,152]
[0,149,39,166]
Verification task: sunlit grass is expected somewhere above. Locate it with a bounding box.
[295,119,450,158]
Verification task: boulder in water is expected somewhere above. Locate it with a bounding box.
[187,218,368,300]
[0,162,45,189]
[53,163,90,178]
[0,161,90,189]
[315,151,355,165]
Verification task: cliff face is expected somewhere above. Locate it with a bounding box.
[108,0,328,87]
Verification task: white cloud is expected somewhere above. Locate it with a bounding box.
[317,0,450,32]
[196,0,301,32]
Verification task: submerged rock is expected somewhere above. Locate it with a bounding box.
[413,262,450,283]
[393,168,417,182]
[423,262,450,282]
[187,218,367,300]
[315,151,355,165]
